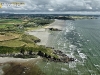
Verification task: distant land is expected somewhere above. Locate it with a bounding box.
[0,13,99,20]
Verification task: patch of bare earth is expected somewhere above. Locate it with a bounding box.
[0,33,20,41]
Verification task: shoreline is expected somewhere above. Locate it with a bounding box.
[0,57,41,64]
[27,19,66,46]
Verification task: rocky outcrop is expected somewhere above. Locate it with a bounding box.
[37,50,74,63]
[0,49,74,63]
[34,39,41,43]
[53,50,74,62]
[49,28,62,31]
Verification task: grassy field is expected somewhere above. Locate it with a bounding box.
[0,32,57,58]
[0,33,38,47]
[0,19,23,23]
[0,19,23,32]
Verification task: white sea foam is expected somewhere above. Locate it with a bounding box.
[94,64,100,67]
[61,68,68,71]
[87,40,90,42]
[69,45,77,51]
[69,62,76,68]
[47,62,50,65]
[79,53,86,59]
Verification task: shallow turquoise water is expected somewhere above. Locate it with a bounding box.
[37,18,100,75]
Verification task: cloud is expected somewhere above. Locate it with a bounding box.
[0,0,100,13]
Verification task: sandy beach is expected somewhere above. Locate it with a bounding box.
[27,19,66,46]
[45,19,66,30]
[0,57,41,63]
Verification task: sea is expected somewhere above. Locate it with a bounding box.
[37,17,100,75]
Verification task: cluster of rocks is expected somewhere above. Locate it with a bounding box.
[49,28,62,31]
[37,50,74,63]
[53,50,74,62]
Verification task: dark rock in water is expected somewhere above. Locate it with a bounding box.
[60,57,69,63]
[69,58,74,61]
[52,50,75,63]
[49,28,62,31]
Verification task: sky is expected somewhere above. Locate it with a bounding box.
[0,0,100,14]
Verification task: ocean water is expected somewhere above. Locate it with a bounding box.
[37,18,100,75]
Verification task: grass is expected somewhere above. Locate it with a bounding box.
[0,19,23,23]
[0,33,38,47]
[0,33,56,57]
[21,34,39,43]
[0,40,26,47]
[0,24,14,28]
[25,26,42,31]
[0,19,23,31]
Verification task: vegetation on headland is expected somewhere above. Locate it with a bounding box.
[0,18,59,59]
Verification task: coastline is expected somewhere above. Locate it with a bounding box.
[0,19,67,75]
[0,19,66,64]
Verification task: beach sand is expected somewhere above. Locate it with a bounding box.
[27,19,66,46]
[46,19,66,30]
[0,57,41,64]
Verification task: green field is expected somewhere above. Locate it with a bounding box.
[0,19,23,23]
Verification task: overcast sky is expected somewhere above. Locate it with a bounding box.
[0,0,100,14]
